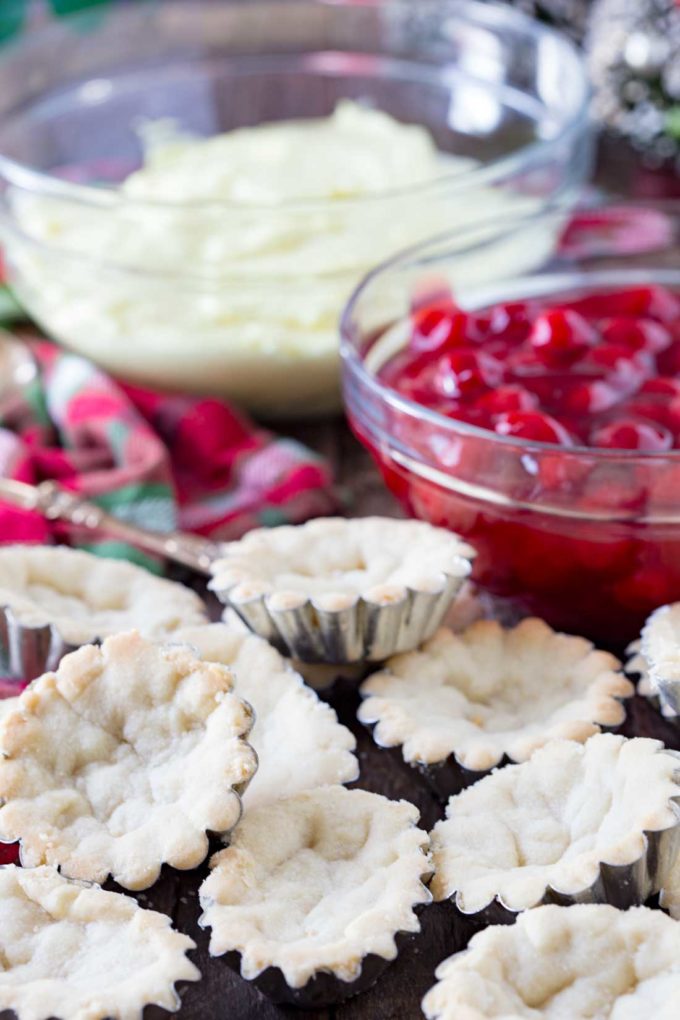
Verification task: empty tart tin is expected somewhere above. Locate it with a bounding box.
[429,734,680,927]
[0,606,75,685]
[358,618,634,801]
[198,786,432,1008]
[0,544,209,682]
[208,517,475,664]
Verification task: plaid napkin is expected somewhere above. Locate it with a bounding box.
[0,334,336,568]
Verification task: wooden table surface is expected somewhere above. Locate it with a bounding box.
[140,415,680,1020]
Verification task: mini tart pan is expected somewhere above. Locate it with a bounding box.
[430,740,680,926]
[218,573,470,665]
[441,791,680,928]
[0,605,77,683]
[218,914,427,1009]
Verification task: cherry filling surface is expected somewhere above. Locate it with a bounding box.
[359,284,680,645]
[380,285,680,451]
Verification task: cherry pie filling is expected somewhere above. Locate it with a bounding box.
[357,285,680,644]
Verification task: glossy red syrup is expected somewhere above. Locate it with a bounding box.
[359,285,680,645]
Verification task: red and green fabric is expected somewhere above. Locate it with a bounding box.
[0,337,336,570]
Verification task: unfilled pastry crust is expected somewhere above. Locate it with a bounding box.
[430,734,680,912]
[199,786,431,988]
[422,903,680,1019]
[0,545,208,645]
[0,631,257,890]
[209,517,474,606]
[175,621,358,808]
[359,618,632,772]
[0,864,199,1020]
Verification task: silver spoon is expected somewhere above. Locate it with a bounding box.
[0,477,222,574]
[0,333,221,573]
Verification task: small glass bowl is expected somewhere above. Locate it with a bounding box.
[0,0,590,417]
[341,203,680,648]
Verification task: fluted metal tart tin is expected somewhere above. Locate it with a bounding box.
[440,757,680,926]
[214,570,471,665]
[0,605,77,683]
[215,904,429,1009]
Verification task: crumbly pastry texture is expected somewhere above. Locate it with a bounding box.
[0,696,19,722]
[0,544,208,645]
[0,864,199,1020]
[422,903,680,1020]
[199,786,431,989]
[359,618,632,772]
[430,734,680,913]
[0,631,257,890]
[209,517,474,606]
[175,620,358,808]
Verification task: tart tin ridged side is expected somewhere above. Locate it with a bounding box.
[215,903,430,1009]
[439,753,680,926]
[0,605,77,683]
[214,569,470,664]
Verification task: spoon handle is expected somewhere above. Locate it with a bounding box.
[0,479,221,574]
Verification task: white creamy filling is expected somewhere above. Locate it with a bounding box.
[4,102,549,413]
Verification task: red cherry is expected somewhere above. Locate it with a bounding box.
[494,410,573,445]
[590,419,673,452]
[476,385,538,416]
[563,381,622,415]
[599,317,671,354]
[433,349,503,399]
[469,302,532,345]
[639,285,680,322]
[568,285,680,323]
[657,339,680,375]
[579,344,653,394]
[411,301,470,354]
[529,308,598,366]
[640,377,680,398]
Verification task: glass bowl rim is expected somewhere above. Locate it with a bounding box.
[0,0,590,212]
[340,203,680,463]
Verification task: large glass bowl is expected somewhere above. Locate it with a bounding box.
[0,0,591,417]
[341,203,680,648]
